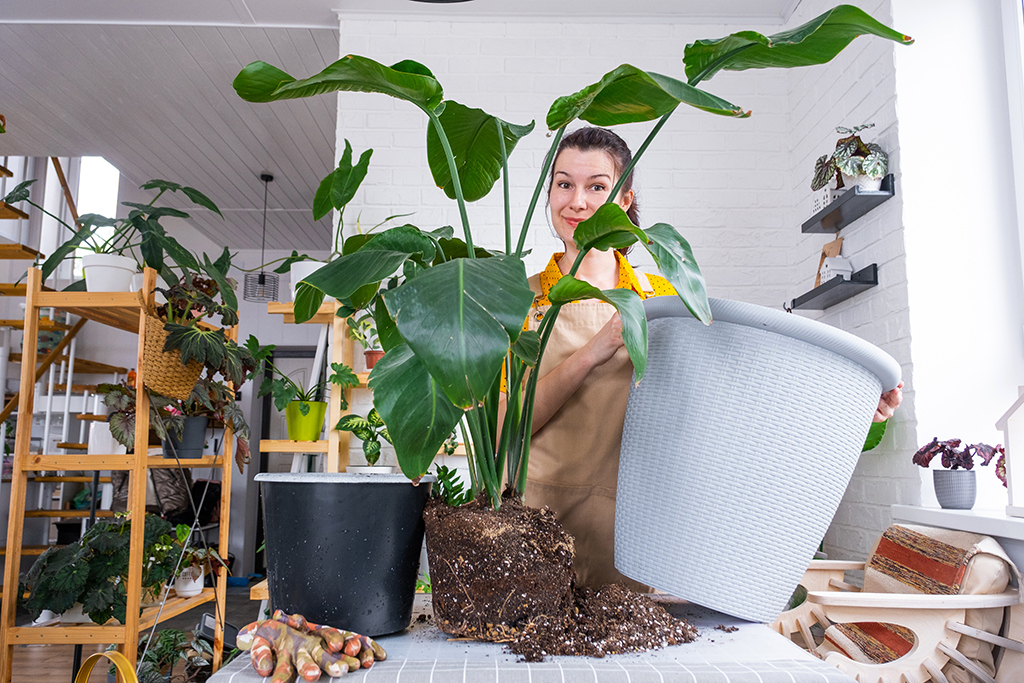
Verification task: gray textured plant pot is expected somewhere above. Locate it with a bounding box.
[256,472,434,636]
[933,469,977,510]
[617,297,902,623]
[162,416,207,459]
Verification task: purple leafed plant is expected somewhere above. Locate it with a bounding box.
[912,437,1003,470]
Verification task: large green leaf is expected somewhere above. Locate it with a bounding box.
[426,101,535,202]
[368,343,463,478]
[363,224,437,263]
[233,55,444,112]
[547,64,748,130]
[683,5,914,84]
[863,419,887,452]
[641,223,712,325]
[572,202,646,253]
[301,249,412,303]
[294,283,326,324]
[374,295,403,352]
[2,179,35,204]
[203,252,237,311]
[547,277,649,381]
[383,256,534,409]
[313,140,373,221]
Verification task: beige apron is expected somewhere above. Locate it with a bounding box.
[523,273,651,591]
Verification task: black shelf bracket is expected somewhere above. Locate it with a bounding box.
[802,174,895,234]
[791,263,878,311]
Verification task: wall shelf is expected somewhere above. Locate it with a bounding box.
[801,174,895,234]
[791,264,878,310]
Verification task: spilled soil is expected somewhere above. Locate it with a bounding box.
[423,495,697,661]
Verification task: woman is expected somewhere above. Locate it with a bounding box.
[518,126,903,590]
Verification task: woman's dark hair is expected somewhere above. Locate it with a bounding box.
[547,126,640,227]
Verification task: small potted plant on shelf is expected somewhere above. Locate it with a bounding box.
[811,122,889,194]
[170,524,227,598]
[346,305,384,369]
[0,178,222,292]
[912,437,1003,510]
[336,408,394,473]
[245,337,361,441]
[149,265,256,471]
[20,513,178,625]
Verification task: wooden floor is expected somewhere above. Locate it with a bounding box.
[11,643,112,682]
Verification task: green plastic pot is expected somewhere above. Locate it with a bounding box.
[285,401,327,441]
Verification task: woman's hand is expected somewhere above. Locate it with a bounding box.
[874,381,903,423]
[583,312,624,368]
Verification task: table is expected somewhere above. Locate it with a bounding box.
[210,595,853,683]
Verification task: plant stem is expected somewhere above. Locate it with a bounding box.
[425,108,473,256]
[516,127,565,257]
[609,110,674,202]
[497,119,512,255]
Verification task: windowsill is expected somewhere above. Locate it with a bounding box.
[891,504,1024,541]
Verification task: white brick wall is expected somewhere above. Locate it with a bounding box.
[783,0,917,561]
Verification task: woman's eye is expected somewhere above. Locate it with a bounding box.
[557,181,571,190]
[590,184,607,192]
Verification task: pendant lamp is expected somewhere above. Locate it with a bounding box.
[243,173,280,303]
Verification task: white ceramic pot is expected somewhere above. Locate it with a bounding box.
[59,603,93,623]
[840,172,883,192]
[82,253,136,292]
[290,260,326,301]
[346,465,395,474]
[174,568,205,598]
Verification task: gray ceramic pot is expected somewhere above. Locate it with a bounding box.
[933,469,977,510]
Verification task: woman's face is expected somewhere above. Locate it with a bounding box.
[549,148,633,248]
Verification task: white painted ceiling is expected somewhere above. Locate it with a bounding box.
[0,0,795,251]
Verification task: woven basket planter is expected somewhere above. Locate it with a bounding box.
[142,312,202,401]
[616,297,901,623]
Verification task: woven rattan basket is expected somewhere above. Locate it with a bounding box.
[616,297,901,622]
[142,308,202,401]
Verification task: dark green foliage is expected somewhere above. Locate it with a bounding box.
[22,514,177,625]
[434,464,472,506]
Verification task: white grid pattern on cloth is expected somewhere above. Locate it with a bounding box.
[616,298,891,623]
[215,655,854,683]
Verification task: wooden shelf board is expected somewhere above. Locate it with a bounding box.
[0,545,64,556]
[56,442,89,450]
[791,264,879,311]
[801,174,895,234]
[267,301,340,325]
[75,414,109,421]
[52,385,99,395]
[138,589,216,630]
[0,319,72,331]
[10,353,129,375]
[0,202,30,221]
[259,439,329,453]
[32,475,112,483]
[23,454,135,471]
[0,282,54,295]
[250,578,268,601]
[24,509,114,518]
[8,624,127,644]
[0,164,12,178]
[0,244,39,259]
[357,372,370,388]
[34,291,143,333]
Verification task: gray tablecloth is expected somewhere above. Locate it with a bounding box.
[210,595,852,683]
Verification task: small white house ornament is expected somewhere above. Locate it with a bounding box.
[820,256,853,283]
[995,386,1024,517]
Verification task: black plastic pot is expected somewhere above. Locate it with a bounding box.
[162,416,208,459]
[256,473,434,636]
